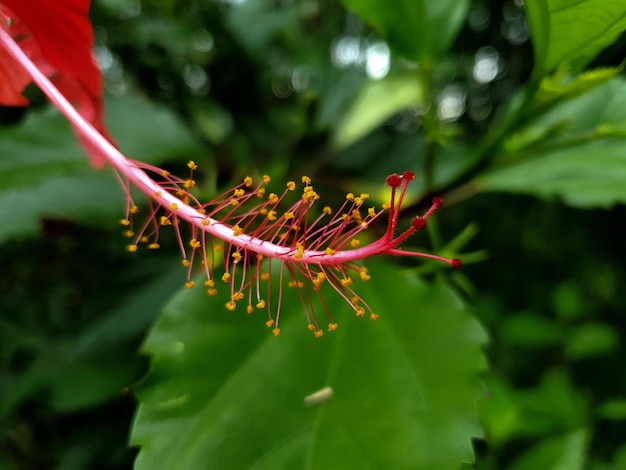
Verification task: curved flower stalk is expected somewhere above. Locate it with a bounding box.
[0,18,460,336]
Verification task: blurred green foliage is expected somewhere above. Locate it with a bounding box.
[1,0,626,469]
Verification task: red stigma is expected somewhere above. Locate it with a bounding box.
[402,171,415,181]
[452,258,462,269]
[412,217,427,230]
[432,197,443,208]
[386,174,402,188]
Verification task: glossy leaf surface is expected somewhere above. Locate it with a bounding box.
[526,0,626,75]
[132,262,487,469]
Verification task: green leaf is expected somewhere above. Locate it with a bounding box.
[132,262,487,469]
[597,399,626,421]
[477,78,626,208]
[506,428,589,470]
[0,92,204,242]
[0,259,185,414]
[526,0,626,76]
[564,323,619,360]
[500,313,561,349]
[516,372,589,436]
[334,74,424,149]
[339,0,469,62]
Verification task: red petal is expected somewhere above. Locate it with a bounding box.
[0,0,111,168]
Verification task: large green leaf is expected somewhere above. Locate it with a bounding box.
[526,0,626,76]
[476,78,626,208]
[339,0,469,63]
[333,74,424,149]
[132,261,487,469]
[0,258,185,414]
[0,92,205,241]
[506,428,589,470]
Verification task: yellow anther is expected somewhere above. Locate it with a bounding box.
[360,268,371,282]
[340,278,353,287]
[201,218,211,226]
[233,225,243,236]
[360,193,370,200]
[244,176,253,187]
[273,328,281,336]
[198,208,206,214]
[351,296,360,305]
[205,280,215,287]
[258,255,264,261]
[341,214,348,220]
[232,292,244,301]
[328,323,338,331]
[360,221,368,229]
[230,198,240,206]
[346,192,355,201]
[153,191,162,198]
[267,210,277,221]
[302,176,311,184]
[120,218,131,226]
[261,272,270,281]
[130,205,139,214]
[183,179,196,189]
[215,244,223,252]
[287,181,296,191]
[382,203,390,210]
[207,288,218,296]
[288,280,304,288]
[225,301,236,311]
[284,211,295,220]
[160,216,171,226]
[354,197,364,207]
[123,230,135,238]
[187,160,198,170]
[370,313,379,321]
[182,259,191,267]
[323,206,332,215]
[232,252,242,263]
[222,272,231,282]
[325,247,336,256]
[169,203,178,210]
[256,188,266,198]
[307,324,316,331]
[126,244,138,252]
[247,305,254,314]
[268,193,279,204]
[314,330,323,338]
[189,239,201,249]
[263,175,271,184]
[350,239,361,248]
[302,190,319,203]
[185,281,195,289]
[161,170,170,177]
[256,299,266,309]
[368,207,376,217]
[266,319,275,328]
[294,242,305,260]
[140,236,149,243]
[148,243,160,249]
[355,307,365,317]
[233,188,245,197]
